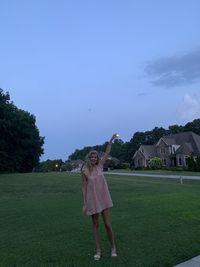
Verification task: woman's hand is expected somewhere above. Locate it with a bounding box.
[110,133,119,142]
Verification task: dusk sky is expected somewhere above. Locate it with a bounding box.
[1,0,200,161]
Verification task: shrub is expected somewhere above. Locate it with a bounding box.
[149,157,162,169]
[121,162,130,169]
[187,156,200,172]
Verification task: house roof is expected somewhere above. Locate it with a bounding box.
[133,150,145,159]
[161,137,176,145]
[191,132,200,155]
[133,145,157,159]
[175,142,193,155]
[133,131,200,160]
[164,131,200,155]
[140,145,157,158]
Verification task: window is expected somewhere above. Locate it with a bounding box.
[185,157,189,166]
[161,148,165,154]
[162,159,167,165]
[179,157,182,165]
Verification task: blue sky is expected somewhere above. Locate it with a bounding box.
[1,0,200,160]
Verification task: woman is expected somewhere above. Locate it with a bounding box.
[81,134,118,260]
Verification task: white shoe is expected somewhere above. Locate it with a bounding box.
[94,252,101,260]
[111,249,117,257]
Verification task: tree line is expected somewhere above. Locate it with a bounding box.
[68,119,200,164]
[0,89,44,173]
[1,87,200,173]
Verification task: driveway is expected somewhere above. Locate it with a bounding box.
[107,171,200,181]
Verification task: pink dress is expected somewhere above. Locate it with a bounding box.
[83,163,113,215]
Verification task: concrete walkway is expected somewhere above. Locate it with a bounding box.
[107,171,200,181]
[174,255,200,266]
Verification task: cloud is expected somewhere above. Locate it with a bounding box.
[180,94,200,121]
[136,92,149,97]
[145,49,200,87]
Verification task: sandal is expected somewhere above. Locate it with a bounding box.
[111,248,117,257]
[94,252,101,260]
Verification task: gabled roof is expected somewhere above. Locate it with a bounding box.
[175,142,193,155]
[141,145,156,157]
[161,131,200,155]
[140,145,157,158]
[191,132,200,155]
[161,137,176,145]
[133,149,145,159]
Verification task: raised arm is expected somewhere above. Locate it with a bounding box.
[100,133,118,166]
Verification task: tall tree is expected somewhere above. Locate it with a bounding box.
[144,127,167,144]
[0,89,44,172]
[168,124,184,134]
[184,119,200,135]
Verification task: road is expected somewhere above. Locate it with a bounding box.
[107,171,200,181]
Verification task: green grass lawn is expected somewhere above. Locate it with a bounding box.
[0,172,200,267]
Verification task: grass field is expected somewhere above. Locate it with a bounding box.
[0,172,200,267]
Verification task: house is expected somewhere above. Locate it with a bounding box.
[70,159,84,172]
[133,131,200,168]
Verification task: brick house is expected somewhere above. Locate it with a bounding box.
[132,131,200,168]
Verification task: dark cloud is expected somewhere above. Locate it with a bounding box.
[145,49,200,87]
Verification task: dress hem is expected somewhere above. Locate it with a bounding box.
[85,205,113,216]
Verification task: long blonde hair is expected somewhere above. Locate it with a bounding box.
[81,150,100,174]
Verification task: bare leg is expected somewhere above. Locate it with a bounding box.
[91,213,101,256]
[101,209,116,254]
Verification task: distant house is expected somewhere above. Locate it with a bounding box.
[70,159,84,172]
[133,131,200,168]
